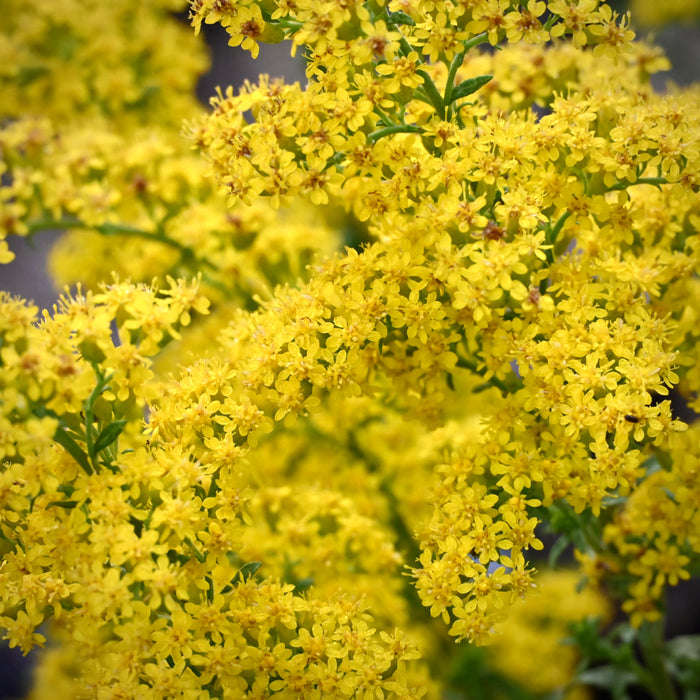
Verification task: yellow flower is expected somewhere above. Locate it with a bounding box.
[376,51,425,93]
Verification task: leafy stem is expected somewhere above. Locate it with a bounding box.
[53,425,94,476]
[84,366,112,468]
[386,17,445,116]
[48,364,128,475]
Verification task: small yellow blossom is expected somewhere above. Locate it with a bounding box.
[2,0,700,697]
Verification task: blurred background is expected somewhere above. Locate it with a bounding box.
[1,3,699,699]
[1,13,305,312]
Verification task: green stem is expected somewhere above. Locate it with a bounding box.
[444,50,466,107]
[368,124,423,142]
[547,211,572,245]
[84,366,114,470]
[185,537,207,564]
[574,168,591,196]
[462,31,490,53]
[606,177,668,192]
[391,26,444,115]
[444,34,492,120]
[53,426,93,476]
[388,15,446,117]
[638,620,678,700]
[26,216,217,269]
[396,33,415,59]
[84,378,101,462]
[258,6,302,33]
[544,210,572,264]
[372,105,396,127]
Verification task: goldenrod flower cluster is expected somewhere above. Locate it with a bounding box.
[2,0,699,698]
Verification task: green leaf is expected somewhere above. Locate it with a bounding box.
[577,666,637,699]
[448,74,493,104]
[46,500,79,509]
[185,537,207,564]
[666,635,700,661]
[167,548,190,566]
[386,10,415,27]
[232,561,262,585]
[0,530,20,550]
[548,534,571,568]
[93,419,127,454]
[601,494,627,507]
[17,65,50,87]
[129,515,145,538]
[293,577,314,593]
[641,454,663,477]
[54,426,93,475]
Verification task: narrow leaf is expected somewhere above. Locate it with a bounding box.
[185,537,207,564]
[386,10,415,27]
[577,666,637,697]
[294,577,314,593]
[93,419,127,454]
[548,534,571,568]
[54,426,93,474]
[46,500,79,510]
[448,74,493,104]
[232,561,262,585]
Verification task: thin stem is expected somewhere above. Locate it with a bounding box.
[368,124,423,142]
[444,50,466,107]
[258,6,302,33]
[372,105,396,127]
[547,210,572,245]
[462,31,490,53]
[444,33,492,120]
[26,216,218,270]
[606,177,668,192]
[396,33,415,59]
[184,536,207,564]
